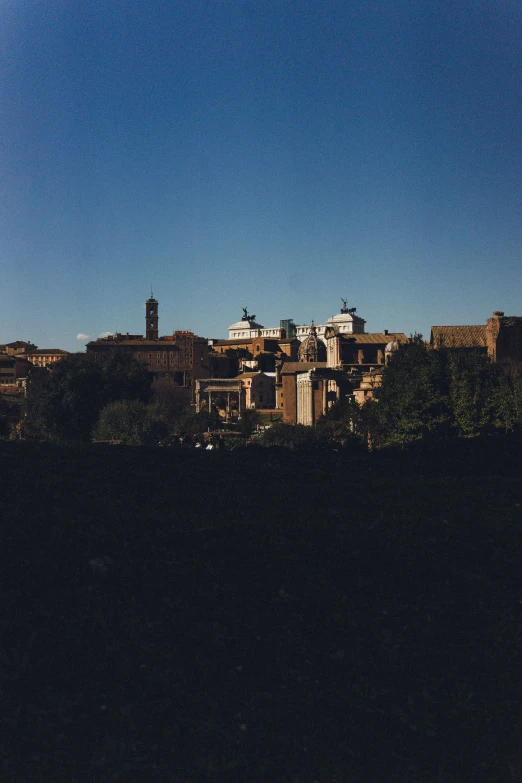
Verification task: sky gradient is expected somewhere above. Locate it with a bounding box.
[2,0,522,351]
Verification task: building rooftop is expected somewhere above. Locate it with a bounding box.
[5,341,36,349]
[88,333,205,347]
[430,325,487,348]
[338,332,408,344]
[210,338,254,346]
[281,362,328,374]
[28,348,69,355]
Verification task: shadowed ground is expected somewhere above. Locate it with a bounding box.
[1,440,522,781]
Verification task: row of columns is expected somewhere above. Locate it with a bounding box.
[195,386,243,419]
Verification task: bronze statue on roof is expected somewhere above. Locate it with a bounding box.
[242,307,256,322]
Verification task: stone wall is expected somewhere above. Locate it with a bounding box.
[486,312,522,363]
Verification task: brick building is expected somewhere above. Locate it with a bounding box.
[86,294,209,397]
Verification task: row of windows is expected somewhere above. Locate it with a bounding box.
[136,352,192,361]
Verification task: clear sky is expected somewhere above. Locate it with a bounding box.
[2,0,521,351]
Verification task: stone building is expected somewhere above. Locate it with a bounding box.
[0,342,69,391]
[430,311,522,364]
[195,378,244,421]
[1,341,37,356]
[280,362,351,425]
[324,330,409,370]
[86,294,209,397]
[195,371,276,419]
[0,354,32,390]
[294,300,366,343]
[226,300,365,344]
[238,371,276,409]
[227,308,286,340]
[279,319,408,424]
[298,323,327,363]
[24,348,69,368]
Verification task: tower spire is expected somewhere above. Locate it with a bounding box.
[145,291,159,340]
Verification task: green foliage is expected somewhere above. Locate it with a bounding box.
[151,378,191,432]
[322,394,360,428]
[24,352,152,442]
[315,419,359,448]
[177,409,221,436]
[93,400,168,445]
[362,342,522,447]
[0,397,10,439]
[364,342,453,447]
[255,422,322,450]
[255,420,361,451]
[239,408,262,437]
[448,352,496,436]
[491,365,522,433]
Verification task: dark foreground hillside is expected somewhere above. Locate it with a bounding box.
[1,440,522,782]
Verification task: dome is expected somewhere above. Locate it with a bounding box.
[228,319,263,330]
[299,322,326,363]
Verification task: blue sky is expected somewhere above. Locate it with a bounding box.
[1,0,521,351]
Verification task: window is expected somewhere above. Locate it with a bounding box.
[149,353,152,359]
[137,353,141,359]
[157,353,161,358]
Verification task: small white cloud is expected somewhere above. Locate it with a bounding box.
[48,338,55,341]
[76,333,90,340]
[99,331,115,338]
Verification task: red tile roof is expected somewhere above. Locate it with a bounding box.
[430,326,487,348]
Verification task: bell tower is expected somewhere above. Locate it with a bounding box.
[145,291,159,340]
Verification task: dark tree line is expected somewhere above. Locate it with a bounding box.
[360,340,522,447]
[22,353,225,445]
[24,352,153,442]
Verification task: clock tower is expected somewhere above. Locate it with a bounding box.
[145,292,159,340]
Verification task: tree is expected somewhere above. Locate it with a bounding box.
[0,397,10,439]
[491,365,522,433]
[448,351,496,436]
[361,340,522,447]
[24,352,152,442]
[239,408,262,437]
[364,340,454,447]
[93,399,168,445]
[177,409,221,436]
[151,377,191,430]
